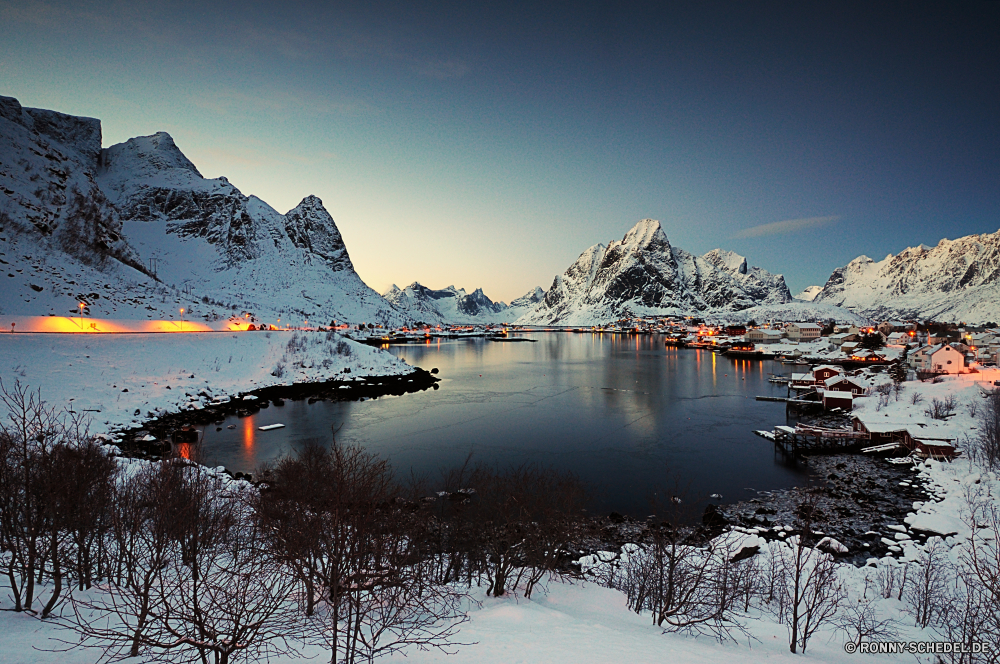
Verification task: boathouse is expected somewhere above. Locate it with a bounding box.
[852,415,958,459]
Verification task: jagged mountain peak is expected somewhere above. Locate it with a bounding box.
[703,248,748,275]
[517,220,791,325]
[284,195,352,271]
[100,131,203,179]
[383,281,523,324]
[621,218,668,250]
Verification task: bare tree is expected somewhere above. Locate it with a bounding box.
[976,389,1000,470]
[780,496,846,654]
[903,537,952,629]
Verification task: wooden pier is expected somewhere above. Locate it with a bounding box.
[755,424,867,455]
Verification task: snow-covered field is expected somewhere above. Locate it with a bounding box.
[0,330,411,433]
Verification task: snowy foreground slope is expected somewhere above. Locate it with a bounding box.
[813,229,1000,324]
[0,331,410,433]
[383,282,545,324]
[516,219,794,325]
[0,96,407,326]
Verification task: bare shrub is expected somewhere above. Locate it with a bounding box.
[0,380,116,616]
[875,384,892,410]
[837,598,901,648]
[590,490,760,643]
[69,462,301,664]
[777,496,847,653]
[876,562,907,601]
[910,391,924,405]
[271,362,285,378]
[926,395,958,420]
[257,442,467,664]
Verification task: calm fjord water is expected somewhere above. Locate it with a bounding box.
[200,333,807,515]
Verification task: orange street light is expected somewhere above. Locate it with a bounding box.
[78,302,85,329]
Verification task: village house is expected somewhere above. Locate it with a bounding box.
[790,364,843,389]
[826,332,858,350]
[848,348,888,362]
[841,341,861,356]
[745,328,785,344]
[911,343,966,374]
[887,331,916,346]
[818,375,870,410]
[784,322,822,342]
[908,344,933,370]
[877,321,917,336]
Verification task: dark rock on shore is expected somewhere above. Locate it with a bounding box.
[109,369,439,459]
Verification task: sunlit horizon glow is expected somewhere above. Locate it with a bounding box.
[2,2,999,301]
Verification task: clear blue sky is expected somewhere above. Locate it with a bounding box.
[2,1,998,301]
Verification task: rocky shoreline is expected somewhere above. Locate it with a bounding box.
[109,368,440,467]
[569,454,935,566]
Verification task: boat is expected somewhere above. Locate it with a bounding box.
[258,423,286,431]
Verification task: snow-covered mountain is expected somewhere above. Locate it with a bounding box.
[0,96,408,325]
[812,230,1000,324]
[382,282,543,324]
[795,285,823,302]
[516,219,792,325]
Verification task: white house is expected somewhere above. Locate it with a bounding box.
[886,331,913,346]
[913,343,966,374]
[785,322,822,342]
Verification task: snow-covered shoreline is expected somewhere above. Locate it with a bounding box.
[0,330,414,436]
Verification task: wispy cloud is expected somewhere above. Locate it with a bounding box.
[733,215,840,239]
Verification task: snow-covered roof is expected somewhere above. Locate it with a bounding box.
[824,375,865,387]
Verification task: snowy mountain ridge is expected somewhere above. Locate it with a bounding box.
[813,229,1000,324]
[795,285,824,302]
[382,282,544,324]
[0,96,408,326]
[516,219,793,325]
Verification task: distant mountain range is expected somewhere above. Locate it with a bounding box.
[382,282,543,324]
[0,96,407,325]
[3,97,997,326]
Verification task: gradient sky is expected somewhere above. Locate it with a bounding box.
[2,1,999,301]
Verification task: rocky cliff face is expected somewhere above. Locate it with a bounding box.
[0,96,144,273]
[517,219,792,324]
[0,96,407,325]
[813,230,1000,323]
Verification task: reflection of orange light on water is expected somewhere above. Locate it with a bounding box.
[243,418,255,449]
[177,443,192,460]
